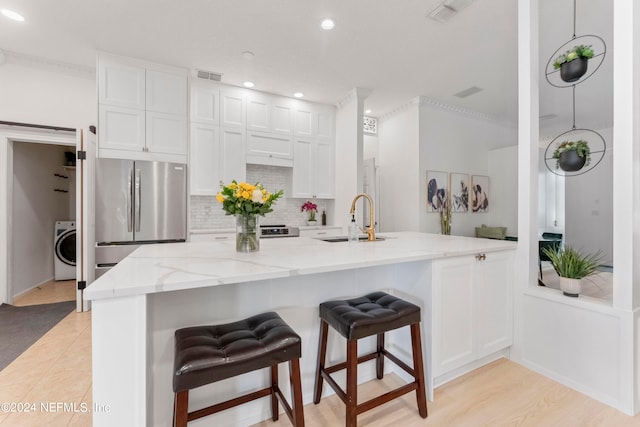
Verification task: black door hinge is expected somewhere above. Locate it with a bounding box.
[77,150,87,160]
[77,281,87,290]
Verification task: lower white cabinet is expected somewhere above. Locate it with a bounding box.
[190,232,235,242]
[190,123,246,195]
[432,250,514,378]
[291,137,334,199]
[298,227,341,238]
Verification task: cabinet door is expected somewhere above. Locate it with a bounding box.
[191,85,219,125]
[291,138,313,198]
[432,256,475,376]
[272,99,294,135]
[314,140,335,199]
[316,106,335,140]
[190,123,220,195]
[475,251,514,358]
[219,127,246,184]
[146,69,187,115]
[221,88,246,128]
[98,58,145,109]
[295,107,315,138]
[99,105,146,153]
[246,93,271,132]
[246,131,293,167]
[146,111,187,156]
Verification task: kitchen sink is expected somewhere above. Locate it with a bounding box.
[316,236,386,243]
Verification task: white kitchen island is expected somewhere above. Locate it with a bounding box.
[84,232,516,426]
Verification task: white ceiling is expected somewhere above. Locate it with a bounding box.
[0,0,612,134]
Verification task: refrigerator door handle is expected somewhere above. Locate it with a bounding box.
[127,168,133,232]
[135,168,141,232]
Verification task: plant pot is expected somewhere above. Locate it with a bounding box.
[236,215,260,253]
[559,277,581,297]
[558,150,587,172]
[307,219,317,226]
[560,57,588,83]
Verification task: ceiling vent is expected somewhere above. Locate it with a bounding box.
[195,69,222,82]
[428,0,475,23]
[454,86,483,98]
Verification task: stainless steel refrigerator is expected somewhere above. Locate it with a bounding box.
[95,158,186,277]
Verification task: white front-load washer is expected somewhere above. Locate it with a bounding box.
[54,220,76,281]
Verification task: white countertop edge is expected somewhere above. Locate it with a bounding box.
[84,233,517,301]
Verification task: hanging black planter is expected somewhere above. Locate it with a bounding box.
[558,150,587,172]
[560,57,589,82]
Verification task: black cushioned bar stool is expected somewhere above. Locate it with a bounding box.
[173,311,305,427]
[313,291,428,426]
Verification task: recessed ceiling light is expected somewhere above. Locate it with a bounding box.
[293,92,304,98]
[243,81,255,88]
[1,9,24,22]
[321,19,335,30]
[365,109,372,114]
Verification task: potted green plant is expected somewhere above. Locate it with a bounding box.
[541,245,603,297]
[553,44,594,82]
[552,140,591,172]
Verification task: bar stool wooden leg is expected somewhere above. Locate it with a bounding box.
[289,358,305,427]
[313,320,329,404]
[346,339,358,427]
[376,332,385,380]
[410,323,428,418]
[174,390,189,427]
[271,364,279,421]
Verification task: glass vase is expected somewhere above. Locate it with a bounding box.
[236,215,260,253]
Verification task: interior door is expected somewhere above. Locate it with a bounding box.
[76,128,96,312]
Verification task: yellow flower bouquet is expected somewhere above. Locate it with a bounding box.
[216,181,283,216]
[216,181,283,252]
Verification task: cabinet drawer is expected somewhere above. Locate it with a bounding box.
[299,227,341,238]
[190,233,234,242]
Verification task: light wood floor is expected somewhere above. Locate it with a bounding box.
[2,281,639,426]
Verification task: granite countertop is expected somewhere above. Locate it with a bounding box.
[85,232,516,300]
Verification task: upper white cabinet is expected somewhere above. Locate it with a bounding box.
[97,53,188,162]
[291,137,334,199]
[190,123,246,196]
[247,92,294,135]
[246,131,293,167]
[220,87,246,128]
[431,251,514,378]
[294,104,335,140]
[191,85,220,125]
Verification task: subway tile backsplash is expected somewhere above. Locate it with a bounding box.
[190,164,335,230]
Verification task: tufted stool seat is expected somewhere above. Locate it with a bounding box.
[313,292,427,426]
[173,311,304,427]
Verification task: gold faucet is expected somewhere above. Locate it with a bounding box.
[349,193,376,241]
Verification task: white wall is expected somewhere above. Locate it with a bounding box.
[12,142,73,298]
[488,145,519,237]
[378,100,420,232]
[0,61,96,129]
[417,100,517,236]
[564,128,614,266]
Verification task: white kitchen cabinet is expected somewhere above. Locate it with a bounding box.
[246,130,293,167]
[191,85,220,125]
[98,53,188,162]
[432,250,513,378]
[146,69,187,115]
[146,111,187,156]
[190,123,246,196]
[298,227,341,238]
[220,87,246,128]
[98,57,145,109]
[247,92,294,135]
[190,232,235,242]
[98,105,146,153]
[291,137,334,199]
[294,104,335,140]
